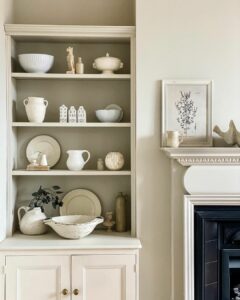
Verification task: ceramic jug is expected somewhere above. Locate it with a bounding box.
[18,206,48,235]
[23,97,48,123]
[66,150,91,171]
[166,131,183,148]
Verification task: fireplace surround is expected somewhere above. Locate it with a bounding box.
[162,148,240,300]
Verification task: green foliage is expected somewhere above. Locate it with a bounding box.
[29,186,63,212]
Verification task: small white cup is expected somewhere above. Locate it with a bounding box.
[166,131,183,148]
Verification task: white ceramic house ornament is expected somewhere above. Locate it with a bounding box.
[59,105,68,123]
[68,106,77,123]
[77,106,87,123]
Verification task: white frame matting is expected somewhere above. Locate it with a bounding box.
[184,195,240,300]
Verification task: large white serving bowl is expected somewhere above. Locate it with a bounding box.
[95,109,121,122]
[18,54,54,73]
[44,215,103,239]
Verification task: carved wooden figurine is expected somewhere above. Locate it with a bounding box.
[66,47,75,74]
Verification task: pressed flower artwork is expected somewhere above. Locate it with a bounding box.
[161,80,212,146]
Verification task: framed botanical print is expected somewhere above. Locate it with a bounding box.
[161,80,213,147]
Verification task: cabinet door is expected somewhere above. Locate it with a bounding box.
[6,255,71,300]
[72,255,136,300]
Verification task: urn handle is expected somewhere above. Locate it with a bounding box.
[44,99,48,107]
[92,62,96,69]
[17,206,29,223]
[23,98,29,106]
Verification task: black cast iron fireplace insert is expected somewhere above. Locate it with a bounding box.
[195,206,240,300]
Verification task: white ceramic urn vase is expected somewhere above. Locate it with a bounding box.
[66,150,91,171]
[18,206,48,235]
[23,97,48,123]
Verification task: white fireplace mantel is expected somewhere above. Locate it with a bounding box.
[162,147,240,166]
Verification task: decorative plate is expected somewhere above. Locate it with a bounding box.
[60,189,101,217]
[26,135,61,167]
[105,104,123,121]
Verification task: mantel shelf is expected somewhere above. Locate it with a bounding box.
[162,147,240,166]
[12,170,131,176]
[12,122,131,128]
[11,73,131,80]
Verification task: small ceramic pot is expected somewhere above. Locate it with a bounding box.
[166,131,183,148]
[23,97,48,123]
[105,152,125,170]
[18,206,47,235]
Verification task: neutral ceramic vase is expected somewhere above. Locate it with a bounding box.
[18,206,47,235]
[23,97,48,123]
[115,193,127,232]
[66,150,91,171]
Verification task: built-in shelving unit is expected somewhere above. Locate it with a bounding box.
[5,24,136,239]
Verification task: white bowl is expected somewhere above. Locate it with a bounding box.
[93,53,123,74]
[44,215,103,239]
[96,109,121,122]
[18,54,54,73]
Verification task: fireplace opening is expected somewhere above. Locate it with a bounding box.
[195,206,240,300]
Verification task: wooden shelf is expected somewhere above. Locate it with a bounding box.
[12,122,131,128]
[12,170,131,176]
[11,73,131,80]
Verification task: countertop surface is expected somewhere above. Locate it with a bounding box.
[0,231,141,251]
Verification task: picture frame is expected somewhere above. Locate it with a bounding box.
[161,80,213,147]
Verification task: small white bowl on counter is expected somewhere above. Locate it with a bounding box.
[44,215,103,239]
[18,53,54,73]
[96,109,122,123]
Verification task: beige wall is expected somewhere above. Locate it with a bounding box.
[13,0,135,25]
[136,0,240,299]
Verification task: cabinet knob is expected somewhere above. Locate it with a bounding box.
[62,289,69,295]
[73,289,79,295]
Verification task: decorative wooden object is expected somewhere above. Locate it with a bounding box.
[214,120,240,146]
[27,165,50,171]
[66,47,75,74]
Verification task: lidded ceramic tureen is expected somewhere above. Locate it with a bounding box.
[93,53,123,74]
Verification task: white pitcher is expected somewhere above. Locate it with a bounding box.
[18,206,48,235]
[23,97,48,123]
[66,150,91,171]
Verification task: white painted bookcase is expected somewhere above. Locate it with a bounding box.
[0,25,140,300]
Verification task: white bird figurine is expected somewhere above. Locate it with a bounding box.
[213,120,240,146]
